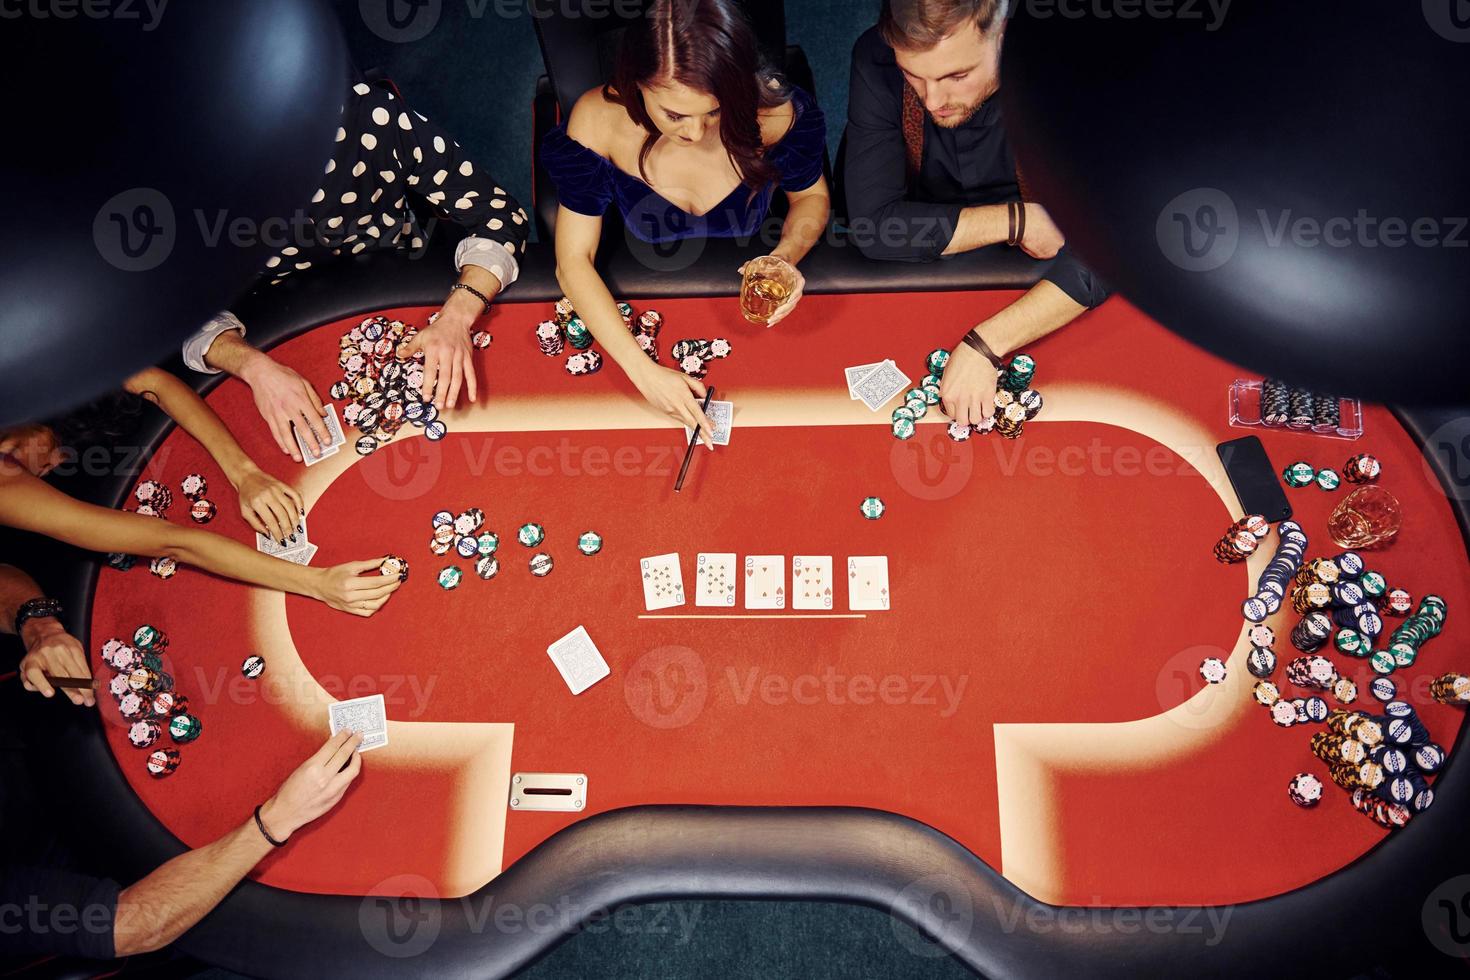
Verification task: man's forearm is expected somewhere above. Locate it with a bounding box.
[967,280,1088,357]
[940,204,1011,256]
[434,265,504,333]
[201,330,267,381]
[0,564,45,634]
[113,818,272,955]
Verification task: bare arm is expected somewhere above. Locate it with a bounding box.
[202,331,329,464]
[939,280,1088,428]
[553,206,716,446]
[0,473,400,617]
[114,732,364,954]
[771,177,831,267]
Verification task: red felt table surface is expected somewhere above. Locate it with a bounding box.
[89,290,1470,905]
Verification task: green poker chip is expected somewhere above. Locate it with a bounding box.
[437,566,463,590]
[1315,468,1341,491]
[860,496,886,520]
[1368,649,1396,675]
[476,532,499,556]
[1283,462,1315,487]
[926,348,950,376]
[892,406,918,422]
[891,417,916,440]
[919,384,942,405]
[517,523,545,547]
[577,531,603,556]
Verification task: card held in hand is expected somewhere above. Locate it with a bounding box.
[328,693,388,751]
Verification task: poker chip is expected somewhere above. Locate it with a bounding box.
[168,714,202,744]
[149,556,178,580]
[128,720,162,748]
[475,532,499,556]
[1343,453,1380,484]
[189,499,217,524]
[1283,462,1315,488]
[437,566,463,590]
[1246,646,1277,678]
[1246,624,1275,648]
[860,497,886,520]
[517,523,545,547]
[565,317,593,350]
[946,421,972,442]
[455,536,480,559]
[1385,589,1412,616]
[432,510,454,528]
[891,417,916,440]
[146,748,180,778]
[1430,672,1470,705]
[150,691,175,717]
[425,420,448,441]
[475,555,500,580]
[242,655,265,679]
[1288,772,1323,807]
[1253,680,1281,706]
[529,553,554,577]
[335,316,443,456]
[1332,677,1358,704]
[1198,658,1227,684]
[471,331,493,350]
[577,531,603,556]
[926,348,950,375]
[119,692,147,719]
[1315,468,1341,491]
[1368,677,1397,702]
[180,474,207,500]
[133,626,167,651]
[379,555,409,582]
[105,553,137,571]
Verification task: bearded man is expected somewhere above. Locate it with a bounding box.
[844,0,1110,426]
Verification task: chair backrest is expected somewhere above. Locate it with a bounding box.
[533,0,789,117]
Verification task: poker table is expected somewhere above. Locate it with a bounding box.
[45,245,1470,978]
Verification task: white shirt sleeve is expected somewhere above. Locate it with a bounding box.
[181,311,247,375]
[454,237,520,292]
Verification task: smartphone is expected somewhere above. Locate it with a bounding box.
[1217,436,1292,523]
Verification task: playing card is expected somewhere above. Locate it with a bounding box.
[278,542,319,566]
[296,404,345,466]
[685,400,735,447]
[695,553,737,606]
[640,553,686,611]
[744,555,785,610]
[792,555,834,610]
[845,362,885,399]
[852,360,912,412]
[328,693,388,751]
[546,625,611,695]
[255,513,309,558]
[848,556,891,611]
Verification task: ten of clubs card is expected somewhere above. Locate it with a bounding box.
[792,556,834,610]
[328,693,388,751]
[695,553,737,607]
[640,553,686,611]
[847,556,891,611]
[744,555,785,609]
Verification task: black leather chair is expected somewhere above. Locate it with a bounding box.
[529,0,820,242]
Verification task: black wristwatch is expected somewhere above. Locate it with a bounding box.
[14,597,62,637]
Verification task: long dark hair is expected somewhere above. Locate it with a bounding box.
[44,390,148,452]
[605,0,789,193]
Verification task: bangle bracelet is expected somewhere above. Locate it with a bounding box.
[1006,202,1018,247]
[253,805,286,847]
[450,282,492,314]
[1015,201,1027,248]
[14,597,61,637]
[961,330,1006,371]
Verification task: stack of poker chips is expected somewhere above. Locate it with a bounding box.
[332,315,446,455]
[544,298,678,375]
[671,338,732,379]
[565,317,594,351]
[631,308,662,363]
[1287,772,1324,808]
[427,509,501,581]
[1260,379,1341,431]
[1216,513,1271,566]
[536,320,566,357]
[379,555,410,583]
[565,350,604,376]
[1316,706,1444,827]
[1430,673,1470,706]
[1343,453,1381,483]
[1282,461,1342,491]
[1289,614,1334,654]
[133,480,173,518]
[1381,595,1447,674]
[102,625,198,777]
[1384,588,1413,616]
[901,349,1043,442]
[1242,520,1307,621]
[182,471,216,525]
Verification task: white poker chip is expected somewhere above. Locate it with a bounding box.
[1199,657,1228,684]
[1288,772,1323,807]
[242,655,266,679]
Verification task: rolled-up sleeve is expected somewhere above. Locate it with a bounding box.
[181,311,245,375]
[0,866,119,960]
[842,35,962,262]
[1041,245,1111,308]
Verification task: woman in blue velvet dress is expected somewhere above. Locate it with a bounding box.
[542,0,830,442]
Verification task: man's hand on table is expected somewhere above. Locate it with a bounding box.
[238,354,330,463]
[19,618,94,707]
[406,309,478,411]
[940,342,1000,428]
[257,731,363,843]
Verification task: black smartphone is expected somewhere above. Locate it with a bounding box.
[1217,436,1292,523]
